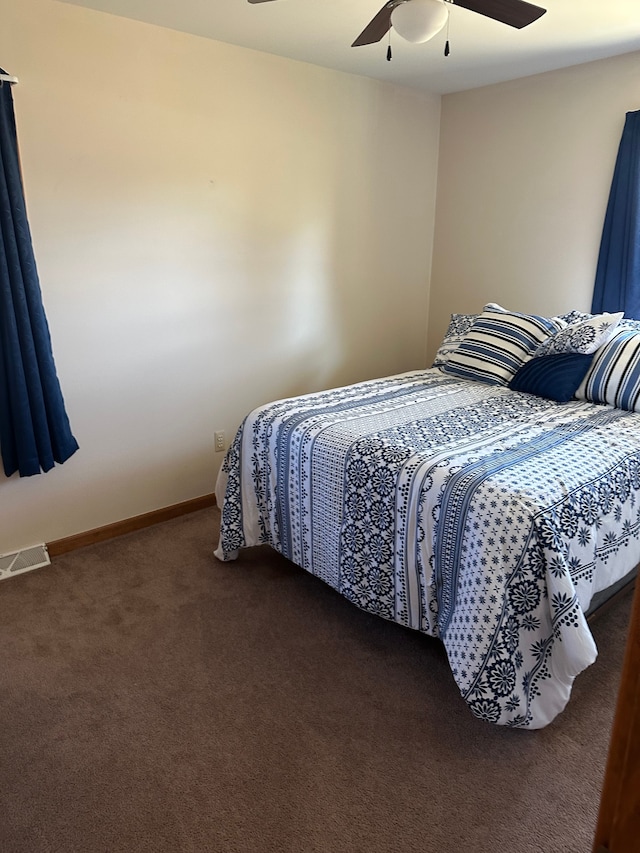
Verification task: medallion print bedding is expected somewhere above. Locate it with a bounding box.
[215,369,640,728]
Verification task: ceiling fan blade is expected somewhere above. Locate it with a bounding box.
[352,1,402,47]
[453,0,546,29]
[247,0,277,4]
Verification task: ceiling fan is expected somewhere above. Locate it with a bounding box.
[247,0,547,48]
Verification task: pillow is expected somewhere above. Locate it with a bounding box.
[484,302,576,332]
[484,303,569,330]
[509,353,594,403]
[432,312,479,368]
[441,310,563,386]
[533,312,623,358]
[550,311,640,329]
[576,328,640,411]
[552,312,640,330]
[556,309,593,325]
[619,317,640,331]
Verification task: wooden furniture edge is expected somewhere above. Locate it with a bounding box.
[47,494,217,557]
[592,574,640,852]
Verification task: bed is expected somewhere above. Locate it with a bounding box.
[215,306,640,729]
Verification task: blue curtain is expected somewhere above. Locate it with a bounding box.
[0,72,78,476]
[592,110,640,317]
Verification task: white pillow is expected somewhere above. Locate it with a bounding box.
[533,312,623,357]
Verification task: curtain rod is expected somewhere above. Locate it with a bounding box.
[0,74,19,84]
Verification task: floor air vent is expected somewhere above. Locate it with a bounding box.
[0,544,51,581]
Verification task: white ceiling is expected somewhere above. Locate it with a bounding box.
[58,0,640,94]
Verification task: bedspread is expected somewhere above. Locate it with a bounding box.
[215,369,640,728]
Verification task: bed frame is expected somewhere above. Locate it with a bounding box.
[586,568,638,624]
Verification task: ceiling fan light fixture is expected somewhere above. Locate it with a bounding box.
[391,0,449,44]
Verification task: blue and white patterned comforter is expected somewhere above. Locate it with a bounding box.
[215,369,640,728]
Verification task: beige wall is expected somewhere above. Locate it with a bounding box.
[428,50,640,362]
[0,0,440,553]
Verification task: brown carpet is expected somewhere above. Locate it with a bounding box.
[0,507,632,853]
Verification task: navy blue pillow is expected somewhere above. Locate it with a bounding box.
[508,353,594,403]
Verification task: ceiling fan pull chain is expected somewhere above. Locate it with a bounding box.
[387,28,392,61]
[444,5,451,56]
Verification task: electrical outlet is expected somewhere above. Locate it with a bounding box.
[214,430,226,452]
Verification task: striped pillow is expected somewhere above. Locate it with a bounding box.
[441,310,562,386]
[509,353,594,402]
[576,328,640,411]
